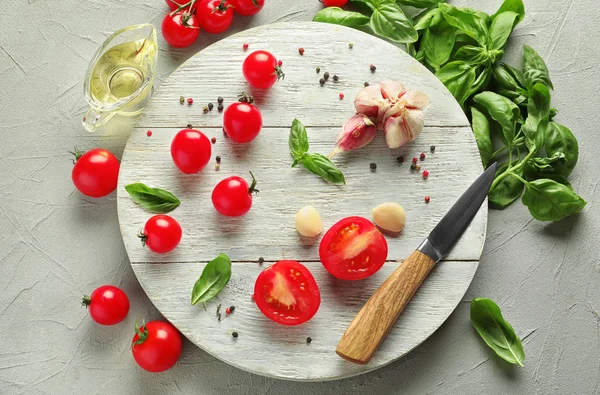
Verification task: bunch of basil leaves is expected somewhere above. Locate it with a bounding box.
[313,0,586,222]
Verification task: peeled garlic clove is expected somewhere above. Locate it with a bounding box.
[295,205,323,237]
[329,114,377,158]
[372,202,406,233]
[383,108,425,149]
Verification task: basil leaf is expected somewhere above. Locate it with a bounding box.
[453,45,488,64]
[289,118,309,158]
[492,63,525,91]
[473,91,521,145]
[491,0,525,24]
[530,152,567,170]
[125,183,180,213]
[522,179,587,221]
[439,3,489,47]
[544,122,579,177]
[422,18,455,69]
[522,45,553,90]
[489,11,520,50]
[191,253,232,305]
[369,2,418,44]
[471,107,493,167]
[300,153,346,185]
[488,164,525,208]
[414,8,441,31]
[396,0,444,7]
[313,7,370,27]
[467,67,493,99]
[524,83,550,152]
[436,61,477,107]
[470,298,525,366]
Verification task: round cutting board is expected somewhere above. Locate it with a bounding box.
[117,22,486,381]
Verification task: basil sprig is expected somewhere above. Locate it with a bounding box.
[125,183,180,213]
[191,253,232,306]
[289,119,346,185]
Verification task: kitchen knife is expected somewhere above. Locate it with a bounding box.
[336,162,497,364]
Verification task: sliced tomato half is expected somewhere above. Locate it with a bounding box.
[253,260,321,326]
[319,216,388,280]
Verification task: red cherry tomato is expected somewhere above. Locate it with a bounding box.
[253,260,321,326]
[171,128,212,174]
[132,321,182,373]
[82,285,130,325]
[165,0,199,11]
[71,148,120,198]
[162,11,200,48]
[242,50,283,89]
[212,172,258,217]
[230,0,264,15]
[141,215,182,253]
[319,216,388,280]
[197,0,234,34]
[223,102,263,143]
[322,0,348,6]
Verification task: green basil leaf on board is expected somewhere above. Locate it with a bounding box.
[470,298,525,366]
[289,118,310,158]
[489,11,520,50]
[313,7,371,27]
[300,153,346,185]
[422,18,455,69]
[396,0,445,7]
[439,3,489,47]
[436,61,477,107]
[473,91,521,145]
[544,122,579,177]
[489,164,525,208]
[369,2,418,44]
[471,107,493,167]
[523,83,551,152]
[490,0,525,24]
[191,253,232,305]
[125,183,181,213]
[522,45,554,90]
[522,179,586,221]
[414,8,441,31]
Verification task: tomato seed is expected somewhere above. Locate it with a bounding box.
[299,47,305,55]
[187,98,193,105]
[369,64,376,72]
[424,196,431,203]
[370,163,377,172]
[146,130,152,137]
[423,170,429,179]
[243,43,249,51]
[339,93,344,100]
[211,137,216,144]
[232,331,238,338]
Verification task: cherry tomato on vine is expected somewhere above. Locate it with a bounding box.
[162,10,200,48]
[253,260,321,326]
[132,321,182,373]
[223,102,262,143]
[230,0,264,15]
[139,215,182,253]
[212,172,258,217]
[82,285,130,325]
[242,50,284,89]
[197,0,234,34]
[71,147,120,198]
[322,0,348,6]
[319,216,388,280]
[165,0,199,11]
[171,128,212,174]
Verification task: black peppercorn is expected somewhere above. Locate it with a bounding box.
[333,75,339,82]
[319,78,325,86]
[208,103,214,110]
[396,156,404,164]
[229,306,235,313]
[323,71,330,80]
[370,163,377,172]
[187,124,193,129]
[216,156,221,164]
[217,96,224,104]
[258,257,264,264]
[430,145,436,153]
[232,331,238,338]
[364,81,369,87]
[316,66,321,73]
[306,337,312,344]
[218,104,224,112]
[369,64,376,72]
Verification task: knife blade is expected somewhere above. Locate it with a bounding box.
[336,163,497,365]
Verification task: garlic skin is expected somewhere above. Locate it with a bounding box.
[295,206,323,237]
[372,202,406,233]
[329,114,377,158]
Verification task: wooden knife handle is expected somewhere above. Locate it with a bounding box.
[336,250,436,364]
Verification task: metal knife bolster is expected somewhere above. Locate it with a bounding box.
[417,238,444,263]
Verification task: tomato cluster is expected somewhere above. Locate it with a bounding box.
[162,0,265,48]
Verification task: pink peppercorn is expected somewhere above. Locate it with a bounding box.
[243,43,249,51]
[424,196,431,203]
[423,170,429,179]
[146,130,152,137]
[339,93,344,100]
[420,152,426,160]
[211,137,216,144]
[277,60,283,67]
[412,157,418,164]
[299,47,305,55]
[187,98,193,105]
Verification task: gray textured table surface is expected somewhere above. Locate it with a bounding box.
[0,0,598,394]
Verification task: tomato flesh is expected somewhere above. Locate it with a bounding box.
[132,321,182,373]
[254,260,321,326]
[242,50,279,89]
[319,216,388,280]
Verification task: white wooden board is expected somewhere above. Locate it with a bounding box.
[117,22,486,381]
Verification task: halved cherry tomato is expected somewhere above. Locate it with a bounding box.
[319,216,388,280]
[197,0,234,34]
[132,321,182,373]
[230,0,264,15]
[171,128,212,174]
[242,50,283,89]
[253,260,321,326]
[223,102,262,143]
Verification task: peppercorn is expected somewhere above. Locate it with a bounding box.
[364,81,369,87]
[202,106,209,113]
[420,152,426,161]
[187,98,193,104]
[187,124,193,129]
[229,305,235,313]
[208,102,214,110]
[410,163,417,171]
[298,47,305,55]
[349,42,354,49]
[323,71,330,81]
[416,164,421,171]
[430,145,436,153]
[277,60,283,67]
[333,75,339,82]
[218,104,224,112]
[225,307,231,315]
[146,130,152,137]
[423,170,429,179]
[339,93,344,100]
[179,96,185,104]
[243,43,249,51]
[232,331,238,338]
[306,337,312,344]
[316,66,321,73]
[217,96,224,104]
[424,196,431,203]
[370,162,377,172]
[211,137,216,144]
[258,257,264,264]
[396,156,404,164]
[412,157,418,164]
[319,78,325,86]
[216,156,221,164]
[369,64,376,72]
[215,163,220,171]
